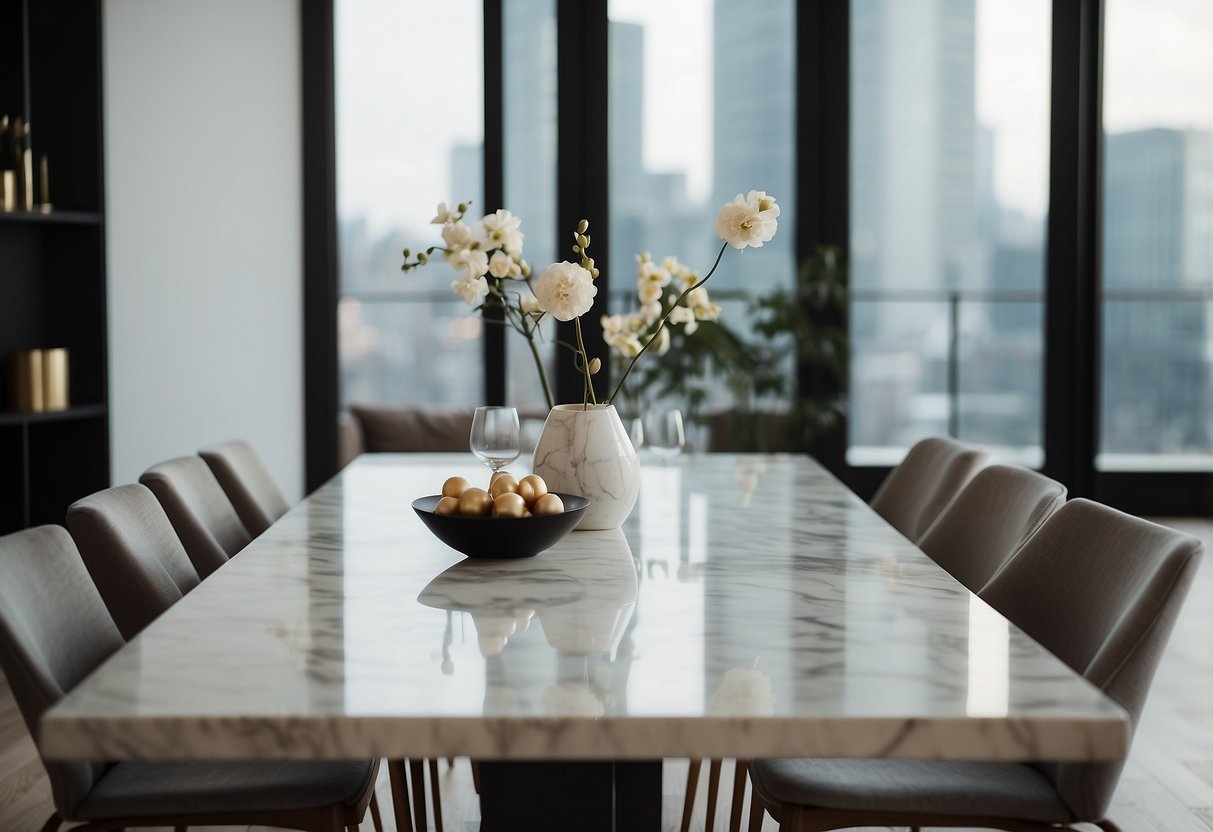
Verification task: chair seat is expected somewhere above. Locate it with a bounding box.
[749,758,1073,823]
[76,758,374,819]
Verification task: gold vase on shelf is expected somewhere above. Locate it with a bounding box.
[41,348,69,411]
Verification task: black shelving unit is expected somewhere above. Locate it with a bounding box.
[0,0,108,533]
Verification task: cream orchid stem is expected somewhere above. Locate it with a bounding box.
[607,241,729,404]
[574,316,598,409]
[524,316,556,409]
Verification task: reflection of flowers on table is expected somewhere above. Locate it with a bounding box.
[542,682,606,718]
[709,667,776,716]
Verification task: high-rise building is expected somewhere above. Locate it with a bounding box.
[711,0,795,294]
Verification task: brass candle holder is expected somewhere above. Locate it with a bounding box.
[8,348,70,413]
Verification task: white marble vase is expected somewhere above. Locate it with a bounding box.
[532,404,640,530]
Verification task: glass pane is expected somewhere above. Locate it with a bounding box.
[504,0,558,410]
[607,0,796,435]
[1098,0,1213,470]
[339,299,482,408]
[848,0,1051,465]
[336,0,484,406]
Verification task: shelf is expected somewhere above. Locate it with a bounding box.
[0,403,106,427]
[0,210,102,226]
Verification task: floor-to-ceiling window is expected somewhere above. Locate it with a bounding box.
[335,0,484,408]
[1098,0,1213,471]
[848,0,1052,468]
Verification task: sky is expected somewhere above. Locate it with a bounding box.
[335,0,1213,235]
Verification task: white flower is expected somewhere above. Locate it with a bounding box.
[696,301,722,322]
[669,304,699,335]
[687,287,711,309]
[533,261,597,322]
[447,247,489,279]
[716,191,779,250]
[638,259,672,286]
[488,250,522,279]
[650,325,671,356]
[521,296,543,316]
[640,301,662,323]
[601,314,624,335]
[637,281,663,304]
[431,202,454,224]
[442,221,476,250]
[482,209,524,255]
[451,274,489,305]
[609,333,643,358]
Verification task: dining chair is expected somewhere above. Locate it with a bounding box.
[917,464,1067,593]
[66,483,201,640]
[199,439,292,536]
[869,436,989,541]
[0,524,384,832]
[140,454,253,579]
[746,499,1202,831]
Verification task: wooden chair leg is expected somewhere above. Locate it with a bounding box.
[387,759,415,832]
[777,804,805,832]
[409,759,428,832]
[729,760,749,832]
[706,759,723,831]
[446,757,456,768]
[428,757,444,832]
[681,759,703,832]
[39,814,61,832]
[747,790,766,832]
[369,790,384,832]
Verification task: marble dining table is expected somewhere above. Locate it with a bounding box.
[42,453,1128,830]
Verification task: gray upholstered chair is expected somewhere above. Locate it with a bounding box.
[917,464,1067,594]
[199,439,291,537]
[0,525,383,832]
[140,455,253,579]
[869,436,989,541]
[66,483,200,640]
[747,499,1202,831]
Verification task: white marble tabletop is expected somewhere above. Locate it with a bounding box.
[42,453,1128,762]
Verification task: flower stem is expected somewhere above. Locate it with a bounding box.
[526,320,556,409]
[574,317,597,408]
[607,241,729,403]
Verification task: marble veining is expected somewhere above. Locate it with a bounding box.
[41,454,1128,762]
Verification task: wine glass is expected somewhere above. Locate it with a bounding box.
[645,408,685,460]
[470,406,521,475]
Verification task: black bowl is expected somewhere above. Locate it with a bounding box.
[411,493,590,559]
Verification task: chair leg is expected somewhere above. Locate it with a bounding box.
[706,759,723,831]
[777,804,805,832]
[471,758,481,795]
[748,790,766,832]
[388,759,415,832]
[369,790,384,832]
[39,814,61,832]
[428,757,444,832]
[409,758,428,832]
[730,760,749,832]
[682,759,703,832]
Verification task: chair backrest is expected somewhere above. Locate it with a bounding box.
[67,484,200,640]
[198,440,290,537]
[917,464,1066,593]
[350,404,475,453]
[140,455,253,579]
[869,436,989,541]
[981,499,1202,821]
[0,525,124,816]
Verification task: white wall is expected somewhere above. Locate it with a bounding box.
[104,0,304,499]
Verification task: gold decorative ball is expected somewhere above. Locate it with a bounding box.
[515,479,537,505]
[520,474,548,502]
[442,476,471,498]
[492,492,527,518]
[434,496,460,516]
[489,470,512,489]
[489,474,519,499]
[458,487,493,516]
[533,493,565,516]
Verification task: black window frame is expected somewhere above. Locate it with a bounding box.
[303,0,1212,516]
